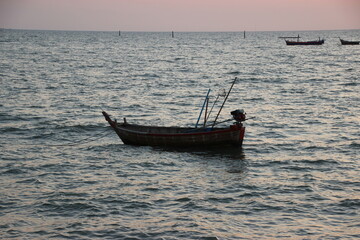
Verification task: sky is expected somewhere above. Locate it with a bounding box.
[0,0,359,32]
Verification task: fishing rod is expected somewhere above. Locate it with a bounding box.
[203,95,209,127]
[195,89,211,128]
[211,77,238,129]
[204,88,226,126]
[197,116,256,130]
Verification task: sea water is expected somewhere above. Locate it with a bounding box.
[1,29,359,239]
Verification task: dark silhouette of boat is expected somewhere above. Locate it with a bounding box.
[340,38,359,45]
[102,110,246,148]
[285,38,325,45]
[102,77,249,148]
[281,35,325,45]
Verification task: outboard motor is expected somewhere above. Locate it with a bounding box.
[231,109,246,122]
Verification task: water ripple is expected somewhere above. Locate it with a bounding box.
[0,29,359,240]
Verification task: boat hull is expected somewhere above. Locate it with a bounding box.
[102,111,245,148]
[340,39,359,45]
[285,40,324,45]
[113,124,245,147]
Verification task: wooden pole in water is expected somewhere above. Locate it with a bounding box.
[244,30,246,39]
[172,31,174,38]
[119,30,121,36]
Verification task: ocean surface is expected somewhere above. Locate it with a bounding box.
[1,29,359,239]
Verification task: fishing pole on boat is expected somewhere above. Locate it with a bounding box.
[194,115,255,131]
[211,77,238,129]
[195,89,211,128]
[203,95,209,127]
[207,118,234,127]
[204,88,226,127]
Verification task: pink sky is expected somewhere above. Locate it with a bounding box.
[1,0,359,31]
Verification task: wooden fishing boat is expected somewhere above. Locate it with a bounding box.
[103,78,248,148]
[102,110,246,148]
[285,38,325,45]
[340,39,359,45]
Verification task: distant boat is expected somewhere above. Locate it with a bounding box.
[285,38,325,45]
[340,38,359,45]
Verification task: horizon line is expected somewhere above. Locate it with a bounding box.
[2,27,360,33]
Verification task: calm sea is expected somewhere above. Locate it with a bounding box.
[1,29,359,239]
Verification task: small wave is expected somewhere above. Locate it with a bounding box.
[200,237,220,240]
[340,82,357,86]
[0,39,15,43]
[0,223,10,229]
[124,201,152,210]
[282,165,312,172]
[298,159,339,165]
[207,197,234,203]
[227,71,240,75]
[175,197,192,202]
[303,145,329,150]
[0,112,28,122]
[54,123,105,131]
[143,187,160,192]
[39,202,101,216]
[226,168,244,174]
[178,68,191,73]
[135,73,160,78]
[0,127,27,134]
[2,168,26,175]
[245,97,264,101]
[239,192,264,197]
[339,199,360,208]
[27,132,56,140]
[349,141,360,149]
[252,202,283,212]
[17,178,42,184]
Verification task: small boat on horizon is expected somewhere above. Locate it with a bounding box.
[285,37,325,45]
[339,38,359,45]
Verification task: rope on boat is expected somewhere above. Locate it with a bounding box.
[19,128,112,147]
[47,129,112,147]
